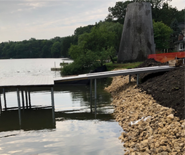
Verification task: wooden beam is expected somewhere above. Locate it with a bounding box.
[51,87,55,125]
[28,90,31,108]
[21,90,25,110]
[94,79,97,100]
[17,88,21,126]
[137,74,140,86]
[129,75,131,83]
[3,88,7,110]
[0,94,2,113]
[25,90,28,109]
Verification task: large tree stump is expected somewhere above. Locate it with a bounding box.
[117,2,155,63]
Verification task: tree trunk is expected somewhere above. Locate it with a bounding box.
[109,56,115,64]
[118,2,155,63]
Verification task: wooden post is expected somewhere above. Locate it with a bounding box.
[137,74,140,86]
[51,87,55,125]
[3,88,7,110]
[94,99,97,119]
[94,79,97,100]
[0,94,2,113]
[21,90,25,110]
[129,75,131,83]
[25,90,28,109]
[90,79,92,113]
[90,79,92,98]
[28,90,31,108]
[17,88,21,126]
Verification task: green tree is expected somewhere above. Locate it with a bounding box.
[51,41,61,58]
[105,1,132,24]
[2,42,12,58]
[74,25,94,36]
[105,0,177,26]
[41,40,53,58]
[62,22,122,75]
[170,19,181,43]
[61,36,74,57]
[153,21,173,50]
[71,22,120,65]
[176,9,185,23]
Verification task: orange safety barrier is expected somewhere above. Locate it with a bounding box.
[148,51,185,63]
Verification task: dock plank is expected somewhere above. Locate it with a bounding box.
[0,76,54,88]
[0,66,175,87]
[54,66,175,82]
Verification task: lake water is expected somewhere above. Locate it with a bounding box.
[0,58,124,155]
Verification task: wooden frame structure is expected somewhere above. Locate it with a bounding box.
[0,76,55,126]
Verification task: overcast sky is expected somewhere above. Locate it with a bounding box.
[0,0,184,43]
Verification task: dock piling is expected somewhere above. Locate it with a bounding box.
[94,99,97,119]
[51,87,55,125]
[17,88,22,126]
[28,90,31,108]
[25,90,28,109]
[137,74,140,85]
[0,94,2,113]
[3,88,7,110]
[129,75,131,83]
[94,79,97,100]
[21,90,25,110]
[90,79,92,113]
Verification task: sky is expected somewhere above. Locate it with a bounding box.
[0,0,184,43]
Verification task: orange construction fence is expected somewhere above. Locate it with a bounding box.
[148,51,185,63]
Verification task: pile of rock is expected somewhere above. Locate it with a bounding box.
[105,75,185,155]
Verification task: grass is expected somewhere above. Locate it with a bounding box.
[105,61,143,71]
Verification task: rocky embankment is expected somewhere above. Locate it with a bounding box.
[105,72,185,154]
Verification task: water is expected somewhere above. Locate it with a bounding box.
[0,58,124,154]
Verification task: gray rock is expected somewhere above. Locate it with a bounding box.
[118,2,155,63]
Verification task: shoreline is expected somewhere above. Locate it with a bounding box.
[105,74,185,154]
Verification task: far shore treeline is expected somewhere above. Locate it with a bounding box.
[0,0,184,75]
[0,25,94,59]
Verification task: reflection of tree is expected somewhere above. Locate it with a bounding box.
[53,78,113,114]
[69,78,113,113]
[55,112,113,121]
[0,109,55,132]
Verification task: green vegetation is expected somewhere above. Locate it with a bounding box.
[106,61,143,71]
[153,21,173,50]
[106,0,184,27]
[0,25,95,59]
[61,22,122,75]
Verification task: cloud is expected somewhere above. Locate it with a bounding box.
[170,0,184,10]
[0,0,116,42]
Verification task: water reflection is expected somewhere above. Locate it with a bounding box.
[0,109,55,132]
[53,78,113,114]
[0,78,113,114]
[0,59,124,154]
[0,106,114,133]
[0,120,124,155]
[0,78,114,128]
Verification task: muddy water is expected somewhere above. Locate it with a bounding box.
[0,59,124,155]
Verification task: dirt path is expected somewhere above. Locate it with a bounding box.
[105,69,185,154]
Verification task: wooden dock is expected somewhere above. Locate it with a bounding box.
[54,66,174,82]
[54,65,175,100]
[0,65,175,128]
[0,76,55,127]
[0,76,54,88]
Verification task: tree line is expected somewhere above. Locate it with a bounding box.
[0,25,94,59]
